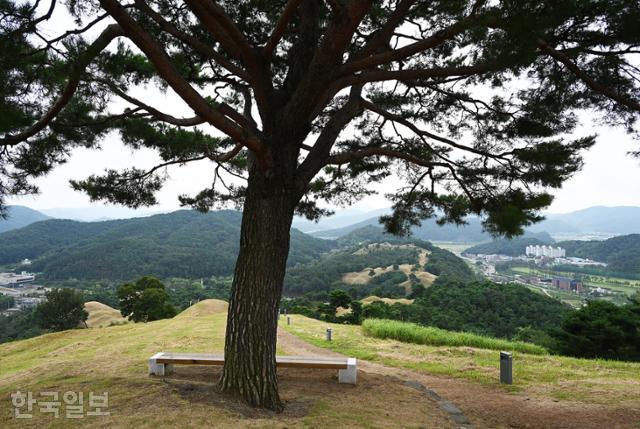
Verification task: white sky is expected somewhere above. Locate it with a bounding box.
[6,5,640,215]
[8,124,639,214]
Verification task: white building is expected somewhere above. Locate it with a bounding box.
[525,245,566,258]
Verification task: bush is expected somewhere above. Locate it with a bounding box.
[35,288,88,331]
[118,276,177,322]
[552,300,640,361]
[362,319,547,355]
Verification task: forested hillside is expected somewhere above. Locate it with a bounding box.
[464,232,555,256]
[559,234,640,275]
[0,206,50,233]
[368,281,572,339]
[284,226,474,296]
[0,210,336,280]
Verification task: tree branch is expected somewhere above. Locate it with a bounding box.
[336,63,498,88]
[342,13,492,74]
[295,85,364,190]
[134,0,251,82]
[537,38,640,112]
[262,0,303,59]
[99,0,267,167]
[0,24,123,145]
[327,146,447,168]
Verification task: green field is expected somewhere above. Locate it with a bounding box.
[431,242,480,254]
[502,265,639,303]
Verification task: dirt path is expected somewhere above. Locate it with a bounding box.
[278,328,640,429]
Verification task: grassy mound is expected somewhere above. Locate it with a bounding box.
[0,302,448,428]
[362,319,547,355]
[84,301,127,328]
[175,299,229,319]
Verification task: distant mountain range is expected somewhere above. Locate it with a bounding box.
[311,215,491,242]
[529,206,640,234]
[0,210,335,280]
[0,206,50,234]
[310,206,640,242]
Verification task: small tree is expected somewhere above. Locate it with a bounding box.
[118,276,177,322]
[553,300,640,361]
[35,288,88,331]
[329,289,352,310]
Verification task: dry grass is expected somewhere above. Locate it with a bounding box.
[84,301,127,328]
[175,299,228,319]
[0,299,453,428]
[361,296,415,306]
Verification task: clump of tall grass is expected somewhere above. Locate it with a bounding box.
[362,319,547,355]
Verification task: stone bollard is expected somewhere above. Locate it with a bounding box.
[500,351,513,384]
[326,328,332,341]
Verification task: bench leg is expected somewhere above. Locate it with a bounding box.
[148,353,174,376]
[338,358,357,384]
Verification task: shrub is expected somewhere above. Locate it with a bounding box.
[35,288,88,331]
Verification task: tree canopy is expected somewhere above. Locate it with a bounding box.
[1,0,639,234]
[117,276,177,322]
[35,288,88,331]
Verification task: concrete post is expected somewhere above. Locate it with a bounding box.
[326,328,332,341]
[500,351,513,384]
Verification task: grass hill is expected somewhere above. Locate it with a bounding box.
[2,299,636,428]
[284,227,474,296]
[0,205,50,234]
[0,210,336,280]
[463,231,555,256]
[558,234,640,275]
[0,300,452,429]
[84,301,127,328]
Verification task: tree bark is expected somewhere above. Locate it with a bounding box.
[218,167,296,412]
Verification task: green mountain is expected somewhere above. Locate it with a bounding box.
[0,210,336,280]
[464,232,555,256]
[310,206,640,240]
[285,226,475,296]
[0,206,50,233]
[542,206,640,234]
[559,234,640,274]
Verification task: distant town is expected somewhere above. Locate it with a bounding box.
[0,269,47,315]
[462,244,620,306]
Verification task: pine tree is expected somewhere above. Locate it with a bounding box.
[2,0,639,410]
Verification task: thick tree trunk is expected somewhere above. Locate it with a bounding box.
[218,171,296,412]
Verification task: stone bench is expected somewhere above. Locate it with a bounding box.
[148,352,357,384]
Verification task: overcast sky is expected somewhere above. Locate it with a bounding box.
[8,122,639,215]
[6,5,640,216]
